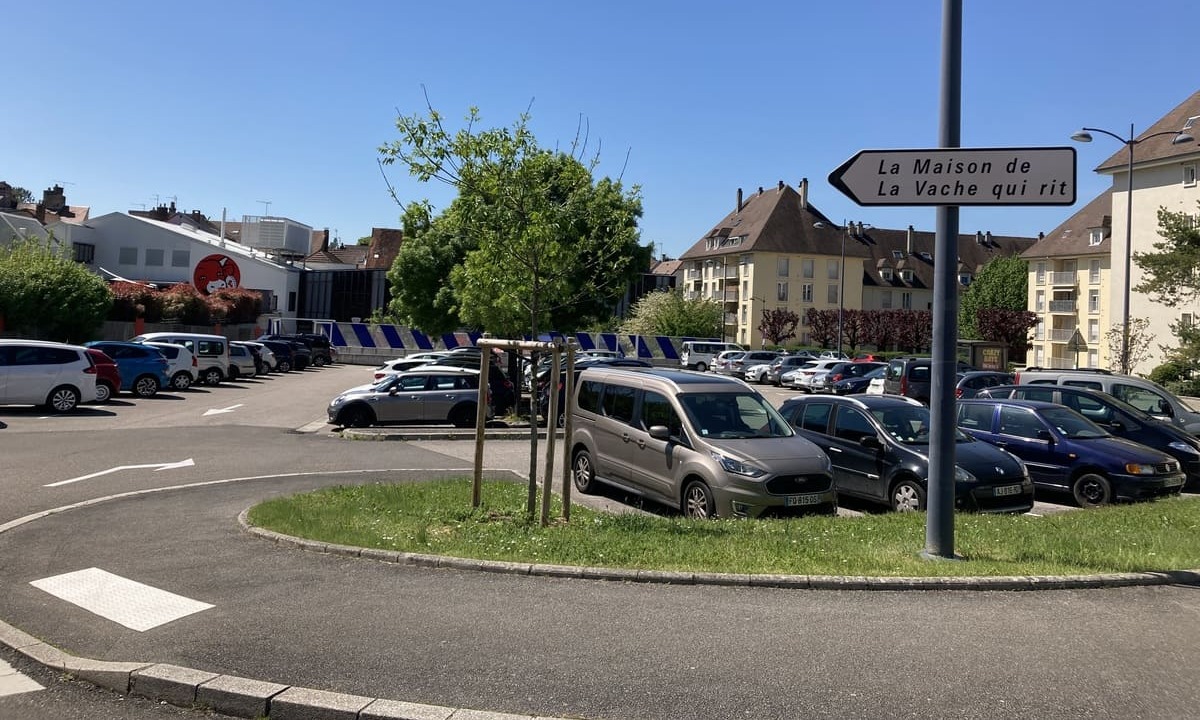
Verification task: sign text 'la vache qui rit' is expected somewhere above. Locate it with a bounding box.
[829,147,1076,206]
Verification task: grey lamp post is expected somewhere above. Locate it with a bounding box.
[1071,124,1193,373]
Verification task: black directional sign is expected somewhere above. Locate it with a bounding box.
[829,147,1076,207]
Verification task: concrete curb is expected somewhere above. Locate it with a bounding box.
[235,509,1200,593]
[338,426,559,442]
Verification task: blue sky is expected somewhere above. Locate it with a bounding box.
[6,1,1195,259]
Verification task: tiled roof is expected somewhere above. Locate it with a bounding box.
[330,246,369,266]
[651,259,682,276]
[1095,89,1200,172]
[852,226,1037,290]
[1020,189,1112,260]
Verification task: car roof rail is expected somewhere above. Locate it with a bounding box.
[1020,366,1112,374]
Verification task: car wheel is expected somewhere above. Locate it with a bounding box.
[95,381,114,403]
[890,478,927,512]
[572,449,597,493]
[313,355,327,367]
[449,404,477,428]
[171,372,192,391]
[203,368,223,386]
[228,366,240,380]
[695,362,708,373]
[338,405,373,428]
[1073,473,1112,507]
[46,385,80,413]
[682,480,715,519]
[133,375,159,398]
[277,360,291,373]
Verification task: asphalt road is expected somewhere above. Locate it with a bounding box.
[2,363,1199,720]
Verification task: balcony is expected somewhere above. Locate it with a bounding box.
[1049,328,1078,342]
[723,288,739,303]
[723,313,738,326]
[1048,300,1076,313]
[722,266,740,279]
[1047,357,1079,369]
[1048,271,1077,286]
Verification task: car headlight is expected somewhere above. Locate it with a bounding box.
[1168,440,1200,457]
[710,451,766,478]
[1125,463,1160,475]
[954,465,977,483]
[1004,451,1031,480]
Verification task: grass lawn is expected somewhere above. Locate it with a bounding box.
[246,479,1200,578]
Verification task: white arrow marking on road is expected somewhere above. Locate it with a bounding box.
[45,459,195,488]
[203,403,244,417]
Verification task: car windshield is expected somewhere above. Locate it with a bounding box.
[870,405,970,444]
[1040,406,1110,438]
[680,392,794,439]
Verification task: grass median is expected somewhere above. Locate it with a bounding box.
[246,479,1200,577]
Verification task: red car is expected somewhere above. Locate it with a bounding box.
[84,348,122,403]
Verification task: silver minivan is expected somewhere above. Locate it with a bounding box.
[569,367,836,518]
[1014,368,1200,436]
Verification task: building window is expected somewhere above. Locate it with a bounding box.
[777,282,788,302]
[777,257,789,277]
[880,268,893,281]
[288,291,297,312]
[1035,319,1045,340]
[802,283,814,303]
[1185,164,1197,187]
[1089,260,1101,284]
[892,250,905,259]
[1089,229,1104,246]
[172,249,190,267]
[958,273,972,286]
[72,242,95,264]
[1035,290,1045,311]
[881,290,893,309]
[1035,262,1046,284]
[145,248,164,267]
[1087,349,1098,367]
[1088,319,1099,342]
[802,259,814,278]
[118,247,138,265]
[827,284,838,304]
[901,292,912,309]
[1088,289,1100,314]
[827,259,839,279]
[899,269,913,282]
[1183,313,1194,329]
[740,305,747,323]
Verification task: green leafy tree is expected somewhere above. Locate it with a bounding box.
[1133,205,1200,306]
[958,255,1029,339]
[381,201,474,333]
[619,289,720,337]
[0,236,111,341]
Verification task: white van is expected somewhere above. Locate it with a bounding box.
[130,332,229,386]
[0,339,98,411]
[679,341,744,373]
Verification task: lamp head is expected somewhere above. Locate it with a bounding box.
[1172,133,1195,145]
[1071,130,1093,143]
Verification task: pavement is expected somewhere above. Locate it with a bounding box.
[3,423,1200,720]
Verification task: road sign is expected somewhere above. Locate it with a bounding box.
[829,147,1076,207]
[1066,329,1088,353]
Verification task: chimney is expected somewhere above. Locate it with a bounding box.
[976,231,985,245]
[984,231,992,246]
[777,180,784,192]
[906,225,915,255]
[856,221,865,237]
[168,201,176,214]
[736,188,743,213]
[1038,231,1045,240]
[758,186,764,195]
[799,177,809,209]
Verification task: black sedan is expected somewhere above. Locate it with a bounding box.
[829,365,886,395]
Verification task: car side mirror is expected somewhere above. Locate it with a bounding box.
[388,387,400,396]
[648,425,672,441]
[860,435,883,450]
[1036,429,1053,443]
[1109,420,1124,432]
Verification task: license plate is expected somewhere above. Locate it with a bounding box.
[1164,475,1185,487]
[786,494,823,506]
[993,484,1022,497]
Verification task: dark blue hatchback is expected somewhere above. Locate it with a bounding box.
[956,398,1186,506]
[84,341,171,398]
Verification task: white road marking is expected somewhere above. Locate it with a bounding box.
[30,568,213,632]
[45,459,195,488]
[295,419,329,433]
[203,403,245,416]
[0,658,43,697]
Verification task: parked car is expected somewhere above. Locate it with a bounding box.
[231,341,267,376]
[227,342,259,379]
[778,394,1034,513]
[141,341,198,391]
[744,362,774,383]
[537,357,653,427]
[882,357,976,404]
[729,351,780,380]
[257,339,300,372]
[129,332,229,386]
[956,371,1014,399]
[569,367,836,518]
[710,350,746,375]
[679,340,745,372]
[258,333,336,366]
[766,355,816,386]
[373,357,435,380]
[829,364,887,395]
[237,341,275,375]
[327,367,491,429]
[1013,367,1200,436]
[956,398,1186,506]
[817,361,885,393]
[83,348,121,404]
[979,384,1200,490]
[0,339,98,412]
[84,341,170,398]
[781,359,844,391]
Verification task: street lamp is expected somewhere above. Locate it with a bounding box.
[1071,124,1193,373]
[814,220,865,357]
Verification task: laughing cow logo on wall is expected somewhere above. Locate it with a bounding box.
[193,254,242,295]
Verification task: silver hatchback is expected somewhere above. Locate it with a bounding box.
[327,367,491,428]
[569,367,836,519]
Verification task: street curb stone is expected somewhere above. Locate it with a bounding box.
[131,663,219,707]
[270,686,374,719]
[197,674,290,718]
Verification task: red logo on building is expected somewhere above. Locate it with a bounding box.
[193,254,242,295]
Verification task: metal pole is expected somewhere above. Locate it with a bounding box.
[924,0,961,560]
[1122,127,1134,375]
[837,222,846,357]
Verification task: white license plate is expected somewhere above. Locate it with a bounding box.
[786,494,823,507]
[993,484,1023,497]
[1164,475,1185,487]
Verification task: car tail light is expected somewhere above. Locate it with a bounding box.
[900,376,908,395]
[192,356,198,367]
[955,387,963,398]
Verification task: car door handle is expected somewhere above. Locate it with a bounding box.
[827,446,843,453]
[621,432,631,444]
[636,437,646,449]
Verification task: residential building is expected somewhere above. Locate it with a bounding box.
[678,180,1036,348]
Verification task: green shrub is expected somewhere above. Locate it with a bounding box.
[1150,362,1187,385]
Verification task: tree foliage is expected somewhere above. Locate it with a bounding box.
[1132,205,1200,306]
[958,255,1030,339]
[805,309,838,348]
[619,289,720,338]
[975,308,1037,354]
[379,101,646,339]
[0,237,111,341]
[758,308,799,347]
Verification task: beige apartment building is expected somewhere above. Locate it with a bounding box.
[1025,89,1200,374]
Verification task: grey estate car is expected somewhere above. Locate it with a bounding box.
[569,367,836,519]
